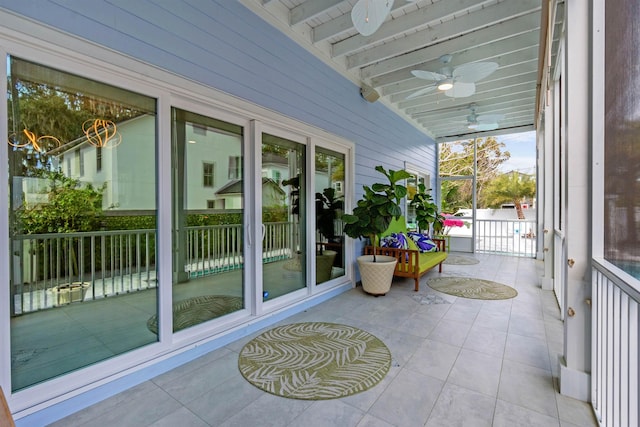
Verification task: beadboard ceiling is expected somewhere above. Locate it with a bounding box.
[241,0,564,141]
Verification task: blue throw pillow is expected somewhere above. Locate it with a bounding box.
[407,232,438,253]
[380,232,408,250]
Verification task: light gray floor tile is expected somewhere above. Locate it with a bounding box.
[442,302,481,324]
[218,392,312,427]
[447,349,503,397]
[148,407,209,427]
[425,383,496,427]
[498,360,559,418]
[509,314,547,340]
[355,414,395,427]
[48,255,598,427]
[404,338,460,381]
[428,318,472,347]
[556,393,599,426]
[463,324,507,357]
[368,369,444,427]
[504,333,551,370]
[156,351,240,404]
[56,385,181,427]
[184,374,264,425]
[288,400,365,427]
[494,399,561,426]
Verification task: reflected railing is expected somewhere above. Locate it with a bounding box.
[11,222,296,314]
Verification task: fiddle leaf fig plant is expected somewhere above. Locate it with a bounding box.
[342,165,412,261]
[409,183,445,235]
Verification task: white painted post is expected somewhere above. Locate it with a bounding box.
[559,0,592,402]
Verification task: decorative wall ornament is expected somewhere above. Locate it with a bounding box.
[82,119,122,148]
[8,129,61,152]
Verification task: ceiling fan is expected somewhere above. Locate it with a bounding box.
[464,104,504,131]
[406,55,499,100]
[351,0,418,36]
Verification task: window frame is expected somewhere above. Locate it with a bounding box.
[0,14,355,412]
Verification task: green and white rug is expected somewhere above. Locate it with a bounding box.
[238,322,391,400]
[443,254,480,265]
[427,277,518,300]
[147,295,243,334]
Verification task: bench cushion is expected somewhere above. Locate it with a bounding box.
[417,251,447,273]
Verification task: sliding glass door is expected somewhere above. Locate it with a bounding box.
[261,133,307,299]
[171,108,245,332]
[7,56,158,390]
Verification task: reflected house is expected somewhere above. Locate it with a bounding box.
[51,116,248,212]
[216,178,285,209]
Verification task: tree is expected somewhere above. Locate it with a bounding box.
[439,137,511,209]
[8,77,143,176]
[483,171,536,219]
[17,170,105,234]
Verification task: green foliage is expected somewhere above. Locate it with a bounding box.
[409,183,445,235]
[483,172,536,219]
[342,166,412,253]
[440,181,467,212]
[17,170,105,234]
[439,137,511,208]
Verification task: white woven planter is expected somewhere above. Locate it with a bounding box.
[357,255,397,296]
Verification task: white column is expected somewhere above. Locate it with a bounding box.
[559,0,592,401]
[540,100,554,291]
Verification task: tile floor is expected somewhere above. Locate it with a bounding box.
[49,253,598,427]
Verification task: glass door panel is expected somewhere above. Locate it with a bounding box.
[262,133,306,298]
[7,56,158,390]
[315,148,345,284]
[171,108,244,332]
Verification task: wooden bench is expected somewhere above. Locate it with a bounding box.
[364,216,447,292]
[0,387,15,427]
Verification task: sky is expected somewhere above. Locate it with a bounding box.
[495,130,536,174]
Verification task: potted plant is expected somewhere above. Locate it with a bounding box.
[409,183,445,236]
[342,166,412,295]
[315,187,343,283]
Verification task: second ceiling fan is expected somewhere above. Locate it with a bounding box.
[351,0,417,36]
[407,54,499,100]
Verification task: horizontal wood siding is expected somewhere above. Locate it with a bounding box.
[0,0,436,189]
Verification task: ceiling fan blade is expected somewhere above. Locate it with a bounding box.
[477,113,505,122]
[445,82,475,98]
[406,85,437,99]
[352,0,395,37]
[452,62,499,83]
[411,69,447,81]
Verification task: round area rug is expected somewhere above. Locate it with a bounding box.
[427,277,517,300]
[443,254,480,265]
[238,322,391,400]
[147,295,243,334]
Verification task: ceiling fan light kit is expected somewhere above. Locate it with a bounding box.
[408,58,499,100]
[437,79,454,91]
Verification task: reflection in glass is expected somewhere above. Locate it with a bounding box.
[171,109,245,332]
[262,134,306,297]
[315,148,345,284]
[7,56,157,390]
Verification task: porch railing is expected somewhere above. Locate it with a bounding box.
[11,222,293,315]
[591,261,639,427]
[474,219,537,257]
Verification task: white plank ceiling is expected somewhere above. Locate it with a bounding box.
[242,0,564,141]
